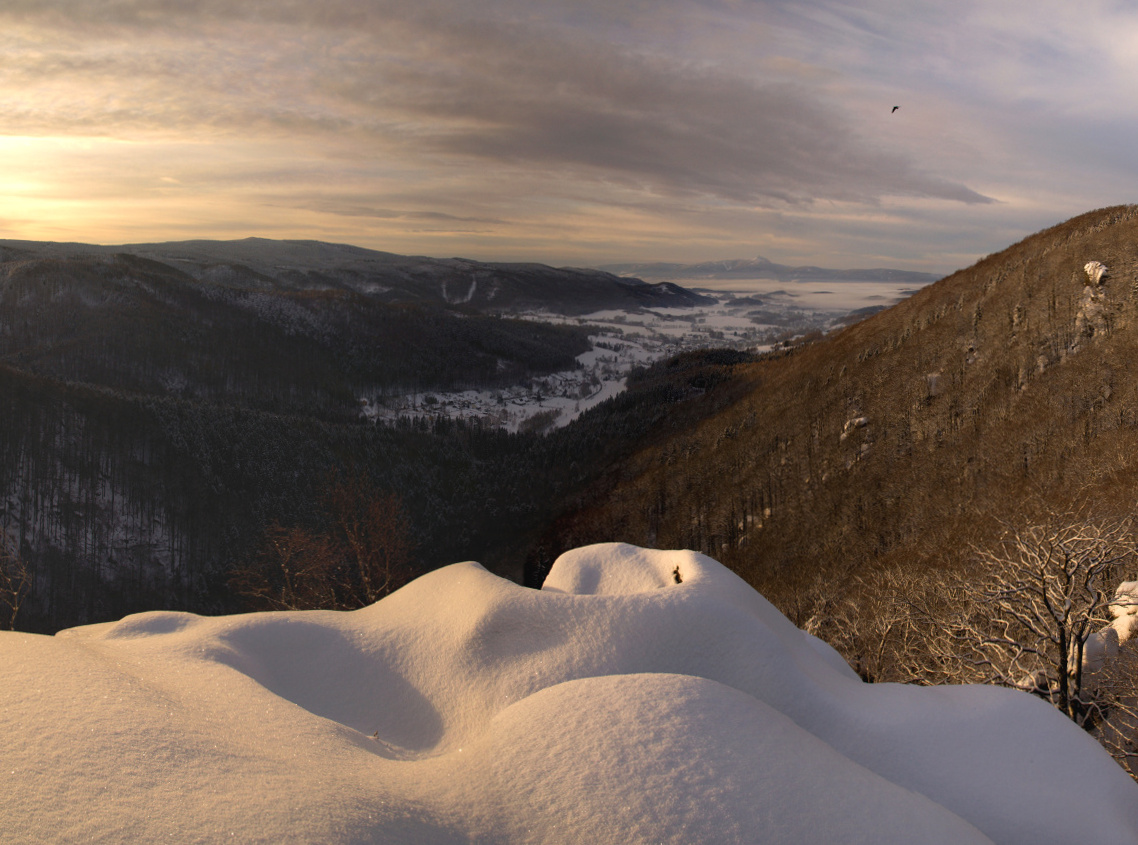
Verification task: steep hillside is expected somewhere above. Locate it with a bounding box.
[540,206,1138,610]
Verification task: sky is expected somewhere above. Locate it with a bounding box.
[1,0,1137,272]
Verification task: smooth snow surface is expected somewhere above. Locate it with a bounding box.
[4,544,1138,844]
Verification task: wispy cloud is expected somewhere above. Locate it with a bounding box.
[0,0,1135,268]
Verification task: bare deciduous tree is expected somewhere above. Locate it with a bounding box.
[1089,637,1138,776]
[230,476,414,612]
[0,529,33,630]
[948,519,1138,728]
[228,523,340,611]
[323,477,413,607]
[802,565,967,685]
[804,516,1138,776]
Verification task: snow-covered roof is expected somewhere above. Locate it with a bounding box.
[4,543,1137,843]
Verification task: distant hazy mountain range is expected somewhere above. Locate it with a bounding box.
[601,256,941,285]
[0,237,711,314]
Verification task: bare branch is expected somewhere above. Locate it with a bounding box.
[0,529,33,631]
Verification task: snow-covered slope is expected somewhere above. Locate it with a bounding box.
[4,544,1137,843]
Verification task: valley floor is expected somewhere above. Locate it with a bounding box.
[360,279,916,431]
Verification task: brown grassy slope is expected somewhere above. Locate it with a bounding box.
[542,205,1138,615]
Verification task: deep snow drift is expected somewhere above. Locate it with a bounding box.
[4,544,1138,844]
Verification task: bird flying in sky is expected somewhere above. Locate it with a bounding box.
[892,106,900,113]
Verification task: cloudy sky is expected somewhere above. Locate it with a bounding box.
[1,0,1136,271]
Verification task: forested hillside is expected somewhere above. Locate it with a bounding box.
[537,205,1138,658]
[0,252,595,417]
[0,243,585,629]
[0,241,729,631]
[0,349,756,631]
[1,364,515,628]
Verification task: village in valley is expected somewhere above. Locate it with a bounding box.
[358,279,916,432]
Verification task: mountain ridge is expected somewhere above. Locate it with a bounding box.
[0,237,712,314]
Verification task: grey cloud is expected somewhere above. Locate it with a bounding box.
[0,0,669,30]
[297,199,508,226]
[318,15,992,206]
[0,0,510,32]
[2,1,993,207]
[314,49,973,208]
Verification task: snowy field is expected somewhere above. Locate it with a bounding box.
[361,279,921,432]
[676,276,927,306]
[4,543,1137,843]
